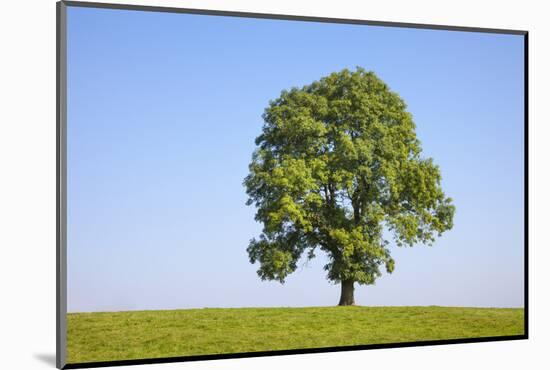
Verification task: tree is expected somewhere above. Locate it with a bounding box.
[244,68,455,306]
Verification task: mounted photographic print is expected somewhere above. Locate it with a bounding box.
[56,1,528,368]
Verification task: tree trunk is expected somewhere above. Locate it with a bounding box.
[338,279,355,306]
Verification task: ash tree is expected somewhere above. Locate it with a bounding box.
[244,68,455,306]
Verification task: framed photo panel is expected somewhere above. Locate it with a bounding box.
[57,1,528,368]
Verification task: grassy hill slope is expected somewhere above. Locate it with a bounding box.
[67,306,524,364]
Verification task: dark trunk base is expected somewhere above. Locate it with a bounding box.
[338,280,355,306]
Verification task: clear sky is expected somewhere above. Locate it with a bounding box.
[66,6,525,312]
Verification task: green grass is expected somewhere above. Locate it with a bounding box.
[67,306,524,364]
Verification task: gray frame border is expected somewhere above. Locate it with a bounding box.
[56,1,68,369]
[62,0,528,35]
[56,1,528,369]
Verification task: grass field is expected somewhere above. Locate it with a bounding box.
[67,306,524,364]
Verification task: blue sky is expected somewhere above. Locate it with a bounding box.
[66,6,524,312]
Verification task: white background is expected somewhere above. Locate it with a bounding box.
[0,0,547,369]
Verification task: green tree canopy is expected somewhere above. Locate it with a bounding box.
[244,67,455,305]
